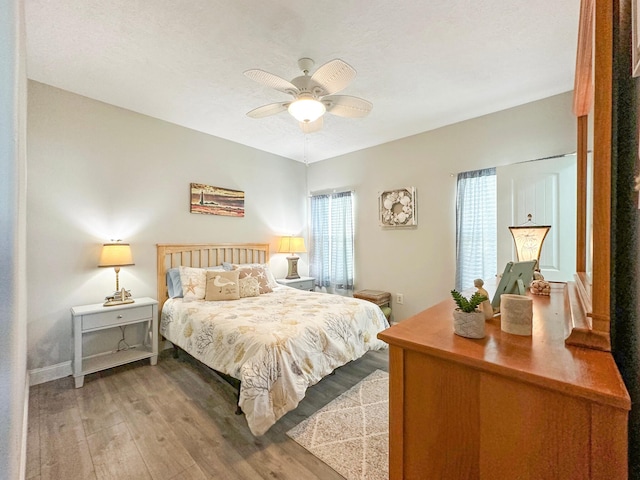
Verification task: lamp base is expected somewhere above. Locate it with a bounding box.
[285,256,300,279]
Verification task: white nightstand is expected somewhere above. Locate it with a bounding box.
[276,276,315,291]
[71,297,158,388]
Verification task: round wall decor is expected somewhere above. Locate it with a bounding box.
[379,187,417,228]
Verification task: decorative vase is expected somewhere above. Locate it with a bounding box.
[452,309,486,339]
[500,294,533,336]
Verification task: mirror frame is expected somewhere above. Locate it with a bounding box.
[565,0,612,351]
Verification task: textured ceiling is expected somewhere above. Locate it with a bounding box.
[24,0,580,163]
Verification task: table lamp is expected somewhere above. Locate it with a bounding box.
[98,241,135,306]
[508,214,551,267]
[278,236,307,279]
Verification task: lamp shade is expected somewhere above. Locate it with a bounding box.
[508,215,550,264]
[288,96,326,123]
[98,243,134,267]
[277,236,307,255]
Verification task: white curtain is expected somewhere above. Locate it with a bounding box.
[455,168,497,291]
[309,191,354,291]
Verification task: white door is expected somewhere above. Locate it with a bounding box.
[496,154,577,282]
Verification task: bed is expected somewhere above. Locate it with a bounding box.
[156,243,390,436]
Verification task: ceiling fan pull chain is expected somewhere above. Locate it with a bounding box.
[304,134,309,166]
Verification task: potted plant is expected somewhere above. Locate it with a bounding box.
[450,289,488,339]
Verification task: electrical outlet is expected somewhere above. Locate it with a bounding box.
[396,293,404,304]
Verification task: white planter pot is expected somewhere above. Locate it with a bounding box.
[452,309,485,339]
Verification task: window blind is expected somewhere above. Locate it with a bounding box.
[309,191,354,290]
[455,168,497,291]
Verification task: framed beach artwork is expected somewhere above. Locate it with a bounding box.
[190,183,245,217]
[379,187,417,228]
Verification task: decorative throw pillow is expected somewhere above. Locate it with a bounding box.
[179,266,207,301]
[232,263,278,288]
[205,270,240,301]
[239,276,260,298]
[235,264,273,294]
[225,262,278,288]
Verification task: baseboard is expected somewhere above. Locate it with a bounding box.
[29,361,72,386]
[19,376,29,480]
[28,347,172,385]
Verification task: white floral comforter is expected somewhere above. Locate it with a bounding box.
[160,286,389,436]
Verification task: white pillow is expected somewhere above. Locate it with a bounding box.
[179,266,207,301]
[167,265,223,298]
[264,265,278,288]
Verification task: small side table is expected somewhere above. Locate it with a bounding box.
[353,289,392,320]
[276,276,315,291]
[71,297,158,388]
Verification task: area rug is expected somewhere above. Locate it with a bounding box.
[287,369,389,480]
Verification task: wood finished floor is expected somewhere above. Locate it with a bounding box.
[26,347,389,480]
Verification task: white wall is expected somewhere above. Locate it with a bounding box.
[27,81,307,372]
[1,0,28,478]
[307,92,577,321]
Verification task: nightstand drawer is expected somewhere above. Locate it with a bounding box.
[276,277,315,291]
[291,279,314,290]
[82,304,152,331]
[283,278,313,290]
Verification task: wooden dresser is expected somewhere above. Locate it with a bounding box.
[378,283,630,479]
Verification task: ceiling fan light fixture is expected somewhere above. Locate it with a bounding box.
[245,58,371,133]
[288,97,326,123]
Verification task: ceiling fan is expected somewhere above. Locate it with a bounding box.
[244,58,372,133]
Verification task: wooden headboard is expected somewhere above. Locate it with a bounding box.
[156,243,270,313]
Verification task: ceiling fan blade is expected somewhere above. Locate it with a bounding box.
[323,95,372,118]
[300,116,323,133]
[246,102,289,118]
[244,69,299,96]
[310,59,356,95]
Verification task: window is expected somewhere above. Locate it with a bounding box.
[309,191,354,291]
[455,168,497,291]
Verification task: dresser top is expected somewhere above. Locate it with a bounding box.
[378,283,630,410]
